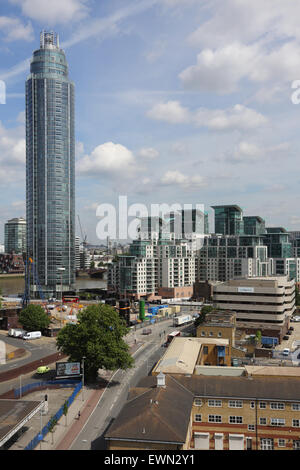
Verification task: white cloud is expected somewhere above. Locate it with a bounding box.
[147,101,267,131]
[0,16,33,42]
[161,170,206,190]
[76,142,138,177]
[223,140,290,163]
[10,0,89,25]
[194,104,267,131]
[0,120,25,183]
[137,147,159,159]
[188,0,300,48]
[147,100,191,124]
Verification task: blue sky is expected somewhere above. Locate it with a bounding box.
[1,0,300,243]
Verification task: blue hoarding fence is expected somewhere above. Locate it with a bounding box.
[24,380,82,450]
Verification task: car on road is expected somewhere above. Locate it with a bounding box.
[282,348,290,356]
[36,366,50,375]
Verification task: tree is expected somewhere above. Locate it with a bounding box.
[18,304,50,332]
[56,304,134,382]
[48,415,58,445]
[63,401,69,427]
[194,305,214,328]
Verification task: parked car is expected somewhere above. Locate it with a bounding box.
[287,331,292,335]
[297,353,300,359]
[289,326,294,331]
[283,335,289,340]
[36,366,50,375]
[282,348,290,356]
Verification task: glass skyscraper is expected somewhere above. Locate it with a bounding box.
[26,31,75,298]
[212,205,244,236]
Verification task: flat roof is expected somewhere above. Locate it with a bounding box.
[244,366,300,378]
[153,337,229,375]
[0,399,43,448]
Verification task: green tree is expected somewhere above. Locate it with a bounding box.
[18,304,50,332]
[63,401,69,427]
[56,304,134,382]
[48,415,58,445]
[194,305,214,328]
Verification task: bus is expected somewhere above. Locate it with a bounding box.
[63,296,79,303]
[166,330,181,345]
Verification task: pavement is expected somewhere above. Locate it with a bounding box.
[2,329,146,451]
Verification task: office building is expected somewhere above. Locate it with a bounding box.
[4,218,26,254]
[26,31,75,297]
[213,276,295,326]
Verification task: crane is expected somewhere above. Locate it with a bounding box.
[77,215,88,247]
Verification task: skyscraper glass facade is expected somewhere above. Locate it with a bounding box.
[212,205,244,235]
[26,31,75,297]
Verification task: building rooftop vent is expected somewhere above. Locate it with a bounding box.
[157,371,166,388]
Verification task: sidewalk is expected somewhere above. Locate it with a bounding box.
[7,338,144,451]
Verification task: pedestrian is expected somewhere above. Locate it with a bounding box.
[78,411,81,420]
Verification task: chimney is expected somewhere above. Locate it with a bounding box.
[157,371,166,388]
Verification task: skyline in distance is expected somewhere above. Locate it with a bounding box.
[0,1,300,244]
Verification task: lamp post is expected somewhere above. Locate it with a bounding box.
[82,356,86,401]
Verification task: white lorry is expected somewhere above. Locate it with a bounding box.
[8,328,26,338]
[173,314,193,327]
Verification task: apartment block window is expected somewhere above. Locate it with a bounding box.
[259,417,267,425]
[278,439,286,448]
[194,414,202,422]
[292,403,300,411]
[208,400,222,407]
[248,424,255,432]
[259,402,266,409]
[292,419,300,427]
[270,402,285,410]
[261,438,274,450]
[250,402,255,409]
[293,440,300,450]
[208,415,222,423]
[229,416,243,424]
[228,400,243,408]
[203,346,208,354]
[270,418,285,426]
[194,398,202,407]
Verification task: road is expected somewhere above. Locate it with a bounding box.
[69,318,179,450]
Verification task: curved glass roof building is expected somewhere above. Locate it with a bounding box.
[26,31,75,297]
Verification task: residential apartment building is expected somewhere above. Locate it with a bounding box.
[213,276,295,326]
[4,218,26,254]
[105,371,300,451]
[108,237,197,299]
[198,234,272,282]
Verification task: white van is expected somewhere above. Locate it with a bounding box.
[22,331,42,340]
[282,348,290,356]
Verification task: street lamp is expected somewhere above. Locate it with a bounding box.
[82,356,86,401]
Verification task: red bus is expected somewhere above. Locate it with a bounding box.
[63,296,79,303]
[166,330,181,344]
